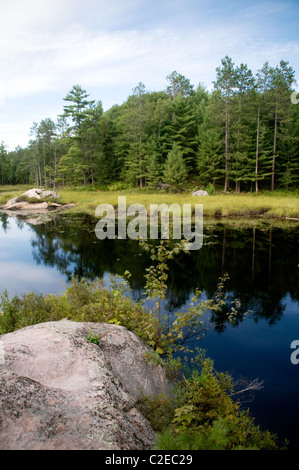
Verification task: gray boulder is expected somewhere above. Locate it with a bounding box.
[21,188,59,200]
[0,320,173,450]
[192,190,209,197]
[4,189,59,208]
[22,188,43,199]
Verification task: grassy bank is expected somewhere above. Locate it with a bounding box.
[54,188,299,220]
[0,185,32,206]
[1,185,299,220]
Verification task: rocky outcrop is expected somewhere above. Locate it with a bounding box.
[0,320,173,450]
[0,188,75,214]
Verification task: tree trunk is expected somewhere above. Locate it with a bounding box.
[43,139,47,188]
[90,166,94,187]
[88,134,94,187]
[35,164,39,187]
[255,107,260,193]
[235,93,242,194]
[53,144,57,191]
[224,86,230,192]
[224,119,229,192]
[44,158,47,187]
[271,104,278,191]
[83,169,87,188]
[38,160,42,188]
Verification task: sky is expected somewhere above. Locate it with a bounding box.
[1,0,299,150]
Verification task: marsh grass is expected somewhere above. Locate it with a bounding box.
[0,185,31,206]
[1,185,298,220]
[57,188,299,220]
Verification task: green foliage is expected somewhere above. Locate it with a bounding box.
[163,143,188,188]
[205,182,216,195]
[163,93,198,171]
[136,394,176,433]
[140,239,242,356]
[144,140,163,190]
[87,330,100,345]
[61,84,95,133]
[0,276,157,350]
[156,419,230,450]
[0,289,69,333]
[155,351,282,450]
[0,290,19,333]
[108,181,132,191]
[197,125,223,186]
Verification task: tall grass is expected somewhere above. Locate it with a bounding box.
[1,185,299,219]
[58,189,299,220]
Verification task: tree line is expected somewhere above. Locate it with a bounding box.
[1,56,298,192]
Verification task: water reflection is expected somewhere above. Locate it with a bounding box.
[1,211,298,328]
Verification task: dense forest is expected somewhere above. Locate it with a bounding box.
[1,56,299,192]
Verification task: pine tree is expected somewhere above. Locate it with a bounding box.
[197,126,223,187]
[0,142,8,185]
[62,84,95,134]
[80,101,103,186]
[36,118,56,188]
[165,94,198,172]
[61,84,95,187]
[100,104,127,183]
[213,56,236,192]
[144,137,163,190]
[163,143,188,188]
[122,83,151,188]
[257,61,295,190]
[230,64,256,192]
[166,71,194,100]
[58,144,89,186]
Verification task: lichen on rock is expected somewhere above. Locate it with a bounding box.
[0,320,173,450]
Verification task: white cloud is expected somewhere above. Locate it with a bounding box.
[0,0,298,149]
[0,81,5,107]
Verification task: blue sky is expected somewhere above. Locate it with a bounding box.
[1,0,299,150]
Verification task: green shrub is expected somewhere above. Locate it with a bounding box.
[205,182,216,195]
[155,351,283,450]
[0,277,159,348]
[87,330,100,345]
[156,419,230,450]
[136,394,176,432]
[16,195,40,203]
[108,181,132,191]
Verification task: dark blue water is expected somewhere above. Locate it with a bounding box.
[0,212,299,448]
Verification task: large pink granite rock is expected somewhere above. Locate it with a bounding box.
[0,320,173,450]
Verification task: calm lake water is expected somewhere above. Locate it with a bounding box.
[1,211,299,449]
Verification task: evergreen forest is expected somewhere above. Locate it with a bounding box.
[1,56,298,193]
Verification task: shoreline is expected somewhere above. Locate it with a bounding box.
[1,186,299,222]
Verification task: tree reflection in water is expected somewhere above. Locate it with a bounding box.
[3,211,295,330]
